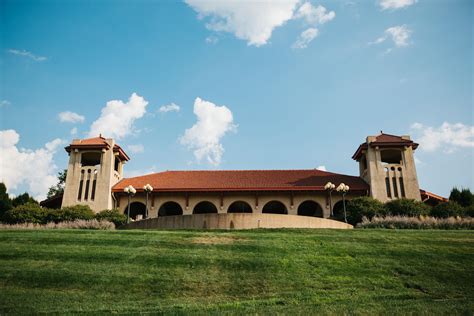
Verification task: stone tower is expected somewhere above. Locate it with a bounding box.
[352,132,421,203]
[61,136,129,212]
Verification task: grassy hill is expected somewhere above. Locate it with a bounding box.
[0,229,472,314]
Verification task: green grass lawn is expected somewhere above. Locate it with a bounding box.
[0,229,472,314]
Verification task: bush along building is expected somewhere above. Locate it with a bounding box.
[42,132,447,229]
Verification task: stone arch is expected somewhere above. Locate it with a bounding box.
[332,200,345,221]
[228,201,252,213]
[193,201,218,214]
[124,201,146,221]
[158,201,183,216]
[297,200,323,217]
[262,200,287,214]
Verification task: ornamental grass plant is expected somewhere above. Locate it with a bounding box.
[357,215,474,229]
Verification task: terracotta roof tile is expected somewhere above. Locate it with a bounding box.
[112,169,369,193]
[352,133,418,160]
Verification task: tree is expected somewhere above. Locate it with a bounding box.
[384,199,430,217]
[431,201,464,218]
[0,183,12,218]
[345,197,385,225]
[12,193,38,207]
[449,187,473,207]
[47,169,67,199]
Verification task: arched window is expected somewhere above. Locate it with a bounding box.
[158,201,183,216]
[193,201,218,214]
[297,200,323,217]
[124,202,146,220]
[262,201,287,214]
[228,201,252,213]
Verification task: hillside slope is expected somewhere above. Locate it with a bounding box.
[0,229,472,314]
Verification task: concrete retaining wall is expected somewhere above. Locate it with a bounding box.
[123,213,353,230]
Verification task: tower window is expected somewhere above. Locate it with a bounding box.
[385,177,391,198]
[399,177,406,198]
[91,170,98,200]
[392,177,399,198]
[381,149,402,164]
[114,156,120,172]
[77,170,85,200]
[84,169,91,200]
[81,152,101,167]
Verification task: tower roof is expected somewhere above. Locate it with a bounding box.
[65,135,130,161]
[352,132,418,160]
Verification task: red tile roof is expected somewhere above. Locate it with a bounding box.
[112,169,369,193]
[352,132,418,160]
[420,189,448,203]
[65,136,130,161]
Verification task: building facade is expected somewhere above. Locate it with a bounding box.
[54,132,441,225]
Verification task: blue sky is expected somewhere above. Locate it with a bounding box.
[0,0,472,200]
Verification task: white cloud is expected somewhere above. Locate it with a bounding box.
[292,27,319,49]
[205,36,219,44]
[70,127,78,136]
[295,3,335,25]
[8,49,47,62]
[58,111,85,123]
[159,103,180,113]
[185,0,299,46]
[316,165,327,171]
[379,0,417,10]
[127,144,144,154]
[0,100,11,107]
[89,93,148,139]
[410,122,474,153]
[370,25,411,47]
[180,97,236,166]
[0,130,64,200]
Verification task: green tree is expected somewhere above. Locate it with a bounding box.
[449,187,473,207]
[0,183,13,219]
[47,169,67,199]
[12,193,38,207]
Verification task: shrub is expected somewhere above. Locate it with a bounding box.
[357,215,474,230]
[384,199,430,217]
[2,203,48,224]
[95,209,127,227]
[0,219,115,230]
[344,197,385,225]
[464,205,474,217]
[430,201,464,218]
[46,205,95,223]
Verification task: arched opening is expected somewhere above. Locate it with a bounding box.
[228,201,252,213]
[193,201,218,214]
[332,200,345,221]
[262,201,287,214]
[124,202,146,221]
[158,201,183,216]
[297,200,323,217]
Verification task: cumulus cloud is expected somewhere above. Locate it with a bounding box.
[159,103,180,113]
[316,165,327,171]
[58,111,85,123]
[127,144,144,154]
[70,127,78,136]
[0,130,64,200]
[295,2,335,25]
[180,97,236,166]
[410,122,474,153]
[379,0,417,10]
[8,49,47,62]
[185,0,299,46]
[292,27,319,49]
[89,93,148,139]
[370,25,411,47]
